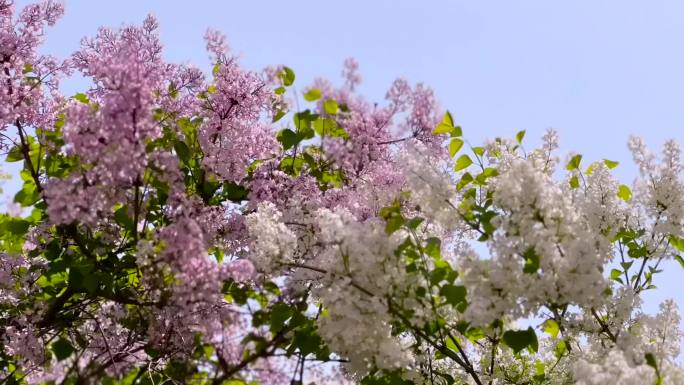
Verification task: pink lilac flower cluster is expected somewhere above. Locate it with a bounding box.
[199,56,277,183]
[0,0,66,150]
[0,2,448,384]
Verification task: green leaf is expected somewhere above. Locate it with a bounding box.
[454,154,473,171]
[52,338,75,360]
[323,99,339,115]
[114,205,135,232]
[280,66,295,86]
[515,130,526,143]
[522,248,540,274]
[279,156,305,176]
[442,111,454,127]
[6,145,24,162]
[617,184,632,201]
[212,62,221,75]
[407,217,424,230]
[173,140,191,164]
[503,327,538,354]
[433,111,461,136]
[428,263,452,286]
[379,201,400,220]
[534,360,546,381]
[603,159,619,169]
[645,354,658,369]
[669,235,684,253]
[465,327,486,343]
[543,319,560,338]
[222,182,249,202]
[478,167,499,181]
[675,255,684,269]
[645,352,663,385]
[22,63,34,74]
[586,163,595,175]
[274,86,286,95]
[7,219,30,235]
[276,129,300,151]
[14,183,40,207]
[472,146,485,156]
[293,110,314,131]
[432,123,451,135]
[223,380,247,385]
[424,238,441,259]
[610,268,623,282]
[74,93,90,104]
[313,118,347,138]
[54,113,65,130]
[449,138,464,157]
[440,284,466,306]
[385,215,404,234]
[81,272,99,294]
[457,172,473,190]
[304,88,322,102]
[554,339,568,359]
[272,110,286,123]
[566,154,582,171]
[270,302,292,333]
[293,327,323,356]
[569,175,580,189]
[445,335,460,352]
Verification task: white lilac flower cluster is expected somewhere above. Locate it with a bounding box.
[461,157,610,326]
[244,130,684,383]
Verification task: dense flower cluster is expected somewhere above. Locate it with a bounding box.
[0,2,683,384]
[0,0,65,145]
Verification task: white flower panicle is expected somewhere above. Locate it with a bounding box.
[572,349,657,385]
[245,201,297,274]
[461,158,610,326]
[398,141,460,231]
[312,208,414,375]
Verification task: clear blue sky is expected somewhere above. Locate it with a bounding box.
[9,0,684,331]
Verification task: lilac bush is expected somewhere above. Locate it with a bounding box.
[1,1,683,384]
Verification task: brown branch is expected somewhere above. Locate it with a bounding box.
[15,120,42,192]
[591,308,617,343]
